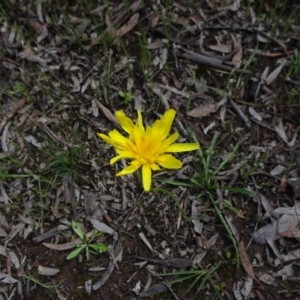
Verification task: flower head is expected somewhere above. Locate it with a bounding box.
[97,109,199,191]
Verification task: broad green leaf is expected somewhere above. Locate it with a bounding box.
[93,231,103,239]
[82,234,87,244]
[89,243,108,253]
[66,246,84,260]
[71,221,84,240]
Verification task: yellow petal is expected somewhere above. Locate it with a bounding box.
[157,154,182,169]
[116,110,134,134]
[131,125,144,147]
[160,132,179,151]
[110,152,135,164]
[150,162,161,171]
[151,119,162,137]
[142,164,152,191]
[160,109,177,140]
[115,148,135,157]
[116,163,140,176]
[110,155,123,164]
[109,130,129,147]
[166,143,200,153]
[152,109,176,140]
[127,141,139,154]
[137,110,145,133]
[97,133,116,147]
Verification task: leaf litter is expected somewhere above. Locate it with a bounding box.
[0,0,300,299]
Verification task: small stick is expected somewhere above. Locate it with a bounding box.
[178,50,252,75]
[228,98,251,128]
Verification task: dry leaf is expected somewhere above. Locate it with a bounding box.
[259,194,274,218]
[29,18,44,35]
[29,18,48,43]
[139,283,167,298]
[273,204,300,216]
[248,107,262,121]
[252,221,279,245]
[132,281,141,295]
[0,227,7,237]
[147,40,165,49]
[134,256,192,268]
[274,249,300,266]
[207,44,232,53]
[287,179,300,198]
[278,214,299,234]
[38,265,60,276]
[256,272,277,286]
[266,238,281,258]
[115,13,139,38]
[89,219,115,235]
[151,15,160,28]
[8,251,20,269]
[17,47,31,60]
[43,239,81,251]
[280,229,300,238]
[191,201,203,234]
[203,121,215,135]
[231,33,242,68]
[74,19,90,36]
[205,233,219,249]
[265,58,286,85]
[270,165,285,176]
[105,13,116,37]
[158,83,190,98]
[241,276,253,298]
[0,272,18,284]
[85,279,92,295]
[278,177,287,193]
[275,121,288,144]
[187,103,216,118]
[220,104,227,124]
[94,99,118,125]
[239,241,261,286]
[274,264,294,281]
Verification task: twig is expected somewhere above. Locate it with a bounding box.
[1,122,11,152]
[178,49,252,75]
[228,98,251,128]
[250,171,280,181]
[253,27,288,53]
[93,235,122,290]
[139,232,154,253]
[92,260,115,291]
[134,256,193,268]
[285,78,300,86]
[204,25,254,32]
[32,226,60,244]
[250,117,275,131]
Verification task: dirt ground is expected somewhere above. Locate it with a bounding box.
[1,0,300,299]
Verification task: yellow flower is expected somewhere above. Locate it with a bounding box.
[97,109,199,191]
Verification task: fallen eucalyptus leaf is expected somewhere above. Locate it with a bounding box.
[38,265,60,276]
[187,103,216,118]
